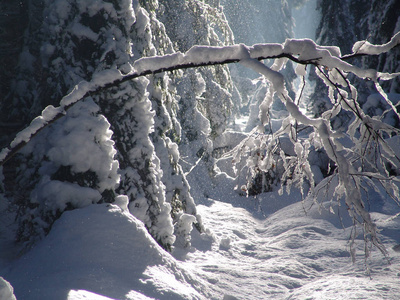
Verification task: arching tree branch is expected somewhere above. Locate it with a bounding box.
[1,37,399,167]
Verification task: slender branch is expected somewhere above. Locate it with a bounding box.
[340,43,400,61]
[340,33,400,60]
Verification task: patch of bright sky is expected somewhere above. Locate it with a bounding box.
[292,0,319,40]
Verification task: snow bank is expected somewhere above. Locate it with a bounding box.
[184,189,400,300]
[3,204,209,300]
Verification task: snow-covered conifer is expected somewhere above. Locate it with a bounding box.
[150,0,236,202]
[127,2,204,247]
[1,0,177,250]
[157,0,234,139]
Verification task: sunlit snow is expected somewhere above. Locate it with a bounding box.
[1,0,400,299]
[2,176,400,299]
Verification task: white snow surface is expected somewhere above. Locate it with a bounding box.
[1,173,400,299]
[1,204,208,300]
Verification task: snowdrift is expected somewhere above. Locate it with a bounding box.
[2,204,209,300]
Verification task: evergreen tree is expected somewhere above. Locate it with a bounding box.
[156,0,235,138]
[153,0,236,200]
[0,0,241,251]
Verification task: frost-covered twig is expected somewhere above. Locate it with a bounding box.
[341,31,400,60]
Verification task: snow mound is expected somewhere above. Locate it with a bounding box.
[0,277,16,300]
[2,204,209,300]
[182,195,400,300]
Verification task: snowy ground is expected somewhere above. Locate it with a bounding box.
[1,169,400,299]
[1,113,400,300]
[2,115,400,299]
[187,196,400,299]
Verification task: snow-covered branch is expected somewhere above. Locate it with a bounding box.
[236,35,400,260]
[1,36,400,167]
[342,31,400,59]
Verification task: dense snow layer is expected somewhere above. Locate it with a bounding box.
[2,175,400,299]
[2,204,208,300]
[188,196,400,299]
